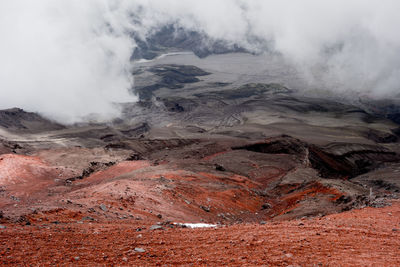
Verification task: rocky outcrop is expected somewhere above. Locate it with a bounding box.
[233,135,400,179]
[0,108,64,133]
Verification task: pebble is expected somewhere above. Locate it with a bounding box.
[100,204,108,212]
[74,257,80,261]
[0,225,6,229]
[150,225,164,230]
[134,247,146,253]
[201,206,211,212]
[81,216,95,222]
[122,257,128,262]
[261,203,272,210]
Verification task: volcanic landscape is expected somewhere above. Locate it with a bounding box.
[1,49,400,266]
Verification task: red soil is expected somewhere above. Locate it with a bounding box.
[1,200,400,266]
[0,154,73,199]
[272,182,345,216]
[75,160,152,185]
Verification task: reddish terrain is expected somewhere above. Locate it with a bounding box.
[0,147,399,266]
[1,200,400,266]
[0,128,400,266]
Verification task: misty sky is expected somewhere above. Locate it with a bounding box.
[1,0,399,122]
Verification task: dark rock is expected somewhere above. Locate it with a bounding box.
[234,135,400,179]
[261,203,272,210]
[105,143,129,150]
[364,129,398,143]
[67,162,116,184]
[126,153,143,161]
[201,206,211,212]
[121,123,150,138]
[99,134,116,142]
[16,215,31,225]
[335,195,353,204]
[133,25,248,60]
[87,208,96,213]
[134,65,210,101]
[0,108,64,133]
[215,164,226,171]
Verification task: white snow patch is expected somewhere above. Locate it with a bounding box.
[174,223,218,228]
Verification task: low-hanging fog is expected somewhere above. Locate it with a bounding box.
[1,0,399,123]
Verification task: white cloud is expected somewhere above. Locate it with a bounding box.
[0,0,136,123]
[1,0,399,123]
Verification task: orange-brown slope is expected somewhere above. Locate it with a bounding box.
[0,154,74,200]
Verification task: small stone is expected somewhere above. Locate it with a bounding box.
[122,257,128,262]
[261,203,272,210]
[150,225,164,231]
[392,228,398,232]
[82,216,95,222]
[99,204,108,212]
[137,234,143,238]
[215,164,226,171]
[134,248,145,253]
[0,225,6,229]
[285,253,293,258]
[74,257,80,261]
[157,214,162,219]
[201,206,210,212]
[260,221,267,225]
